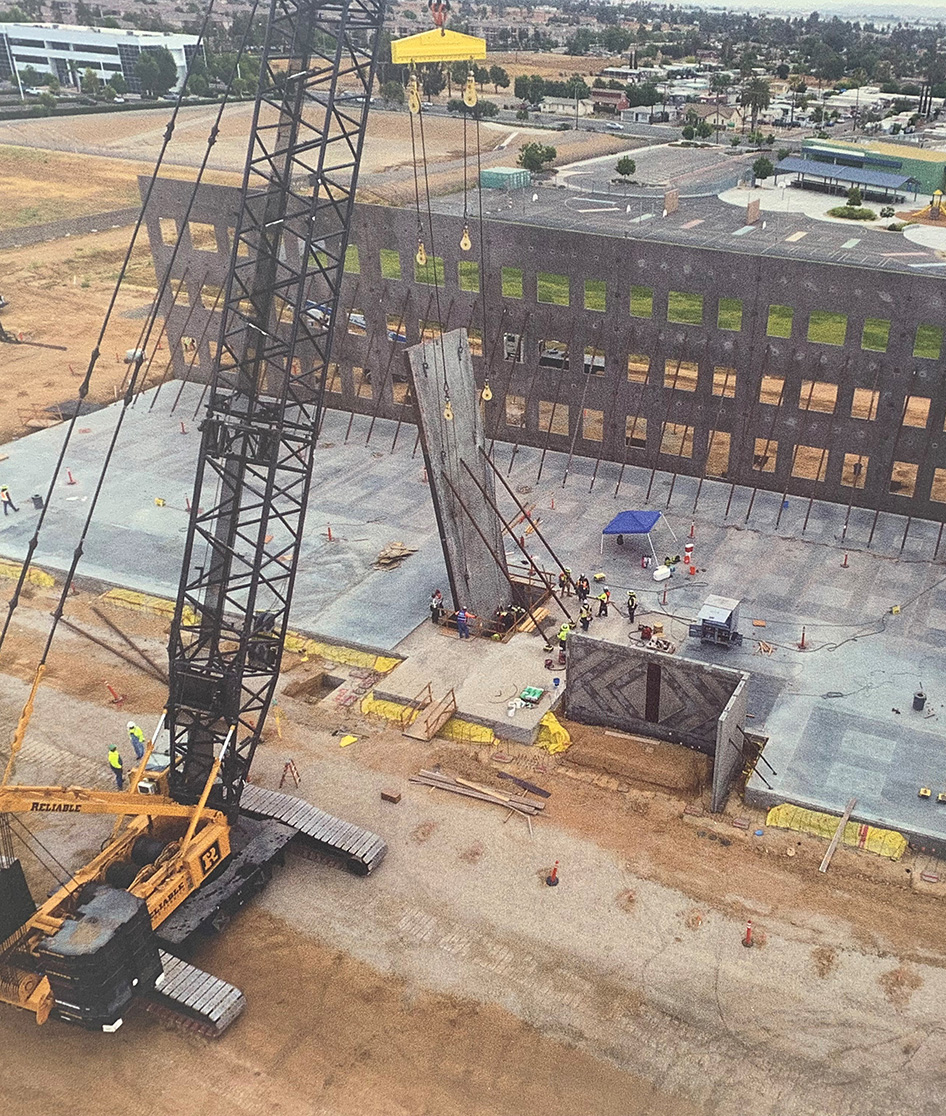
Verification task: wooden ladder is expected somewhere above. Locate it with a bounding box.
[402,688,457,741]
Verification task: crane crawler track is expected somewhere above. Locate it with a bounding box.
[143,950,246,1037]
[240,785,387,875]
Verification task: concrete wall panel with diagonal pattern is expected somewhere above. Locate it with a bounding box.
[565,634,750,811]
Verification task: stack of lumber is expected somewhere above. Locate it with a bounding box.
[409,769,545,816]
[374,541,417,570]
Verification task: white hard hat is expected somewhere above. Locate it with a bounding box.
[127,721,135,729]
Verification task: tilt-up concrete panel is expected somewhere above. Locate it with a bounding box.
[406,328,509,621]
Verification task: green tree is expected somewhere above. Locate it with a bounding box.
[682,124,695,140]
[696,121,712,139]
[420,64,445,99]
[473,64,489,91]
[102,84,116,102]
[564,28,595,55]
[752,155,774,180]
[80,68,100,96]
[135,54,162,98]
[777,147,789,161]
[740,75,770,134]
[38,90,56,113]
[730,135,741,147]
[847,185,862,206]
[488,64,509,94]
[600,26,632,54]
[19,64,43,87]
[518,141,556,173]
[615,155,636,178]
[516,107,529,120]
[381,80,404,105]
[152,46,179,94]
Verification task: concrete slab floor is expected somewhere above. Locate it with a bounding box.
[3,385,946,846]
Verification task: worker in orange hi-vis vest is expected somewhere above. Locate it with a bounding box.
[0,485,18,516]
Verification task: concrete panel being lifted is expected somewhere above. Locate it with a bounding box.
[406,328,509,623]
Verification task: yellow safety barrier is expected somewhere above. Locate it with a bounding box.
[440,717,495,746]
[535,712,571,755]
[0,559,54,589]
[284,631,400,674]
[101,588,198,626]
[360,693,496,745]
[765,803,907,861]
[361,693,415,723]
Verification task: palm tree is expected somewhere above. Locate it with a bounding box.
[741,75,771,135]
[710,72,730,145]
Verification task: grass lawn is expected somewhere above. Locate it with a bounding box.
[630,285,653,318]
[717,298,743,331]
[807,310,847,346]
[584,279,606,311]
[344,245,360,274]
[766,304,793,338]
[458,260,480,292]
[537,271,569,305]
[414,255,445,286]
[667,290,703,325]
[501,266,523,298]
[914,324,943,360]
[380,249,401,280]
[861,317,890,352]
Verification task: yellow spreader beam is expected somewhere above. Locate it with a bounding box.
[391,28,486,66]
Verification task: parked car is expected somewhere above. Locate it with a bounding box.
[606,122,624,131]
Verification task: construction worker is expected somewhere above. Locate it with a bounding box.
[429,588,444,625]
[627,590,638,624]
[127,721,146,761]
[597,586,611,617]
[557,621,572,650]
[579,601,593,632]
[558,568,572,596]
[0,485,18,516]
[456,606,476,639]
[576,574,590,602]
[108,745,124,791]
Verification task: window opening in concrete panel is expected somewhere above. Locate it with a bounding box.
[627,353,650,382]
[799,380,837,413]
[807,310,847,346]
[890,461,918,496]
[385,315,407,343]
[582,408,604,441]
[914,324,943,360]
[903,395,930,428]
[759,375,784,405]
[503,332,522,362]
[170,279,188,307]
[468,327,483,357]
[326,363,342,394]
[539,401,569,436]
[791,444,828,482]
[584,279,606,312]
[851,387,879,420]
[660,422,693,457]
[713,367,736,397]
[931,468,946,503]
[236,234,249,258]
[630,285,654,318]
[415,256,444,286]
[344,245,360,274]
[458,259,480,292]
[667,291,703,326]
[420,319,443,342]
[352,366,373,399]
[707,430,730,475]
[393,377,412,405]
[861,318,890,352]
[379,249,401,280]
[583,346,605,376]
[505,393,526,428]
[537,272,569,306]
[717,298,742,332]
[501,267,522,298]
[159,217,178,245]
[841,453,867,489]
[188,221,217,251]
[766,304,793,338]
[538,339,569,371]
[347,308,367,337]
[200,282,224,308]
[665,360,698,391]
[752,438,777,472]
[625,415,647,448]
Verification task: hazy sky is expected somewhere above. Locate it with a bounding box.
[707,0,943,15]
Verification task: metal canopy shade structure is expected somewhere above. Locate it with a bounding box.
[600,510,678,559]
[773,156,918,196]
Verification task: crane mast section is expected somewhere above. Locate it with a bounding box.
[167,0,385,812]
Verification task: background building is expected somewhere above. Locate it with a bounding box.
[801,137,946,195]
[0,24,201,94]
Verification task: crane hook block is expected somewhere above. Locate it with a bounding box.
[390,29,486,66]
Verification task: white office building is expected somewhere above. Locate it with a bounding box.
[0,23,201,93]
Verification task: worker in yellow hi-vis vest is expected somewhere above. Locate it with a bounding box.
[127,721,146,761]
[108,745,124,791]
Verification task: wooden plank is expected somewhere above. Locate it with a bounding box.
[819,796,857,873]
[496,772,551,798]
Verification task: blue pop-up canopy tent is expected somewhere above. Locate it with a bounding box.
[601,510,677,560]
